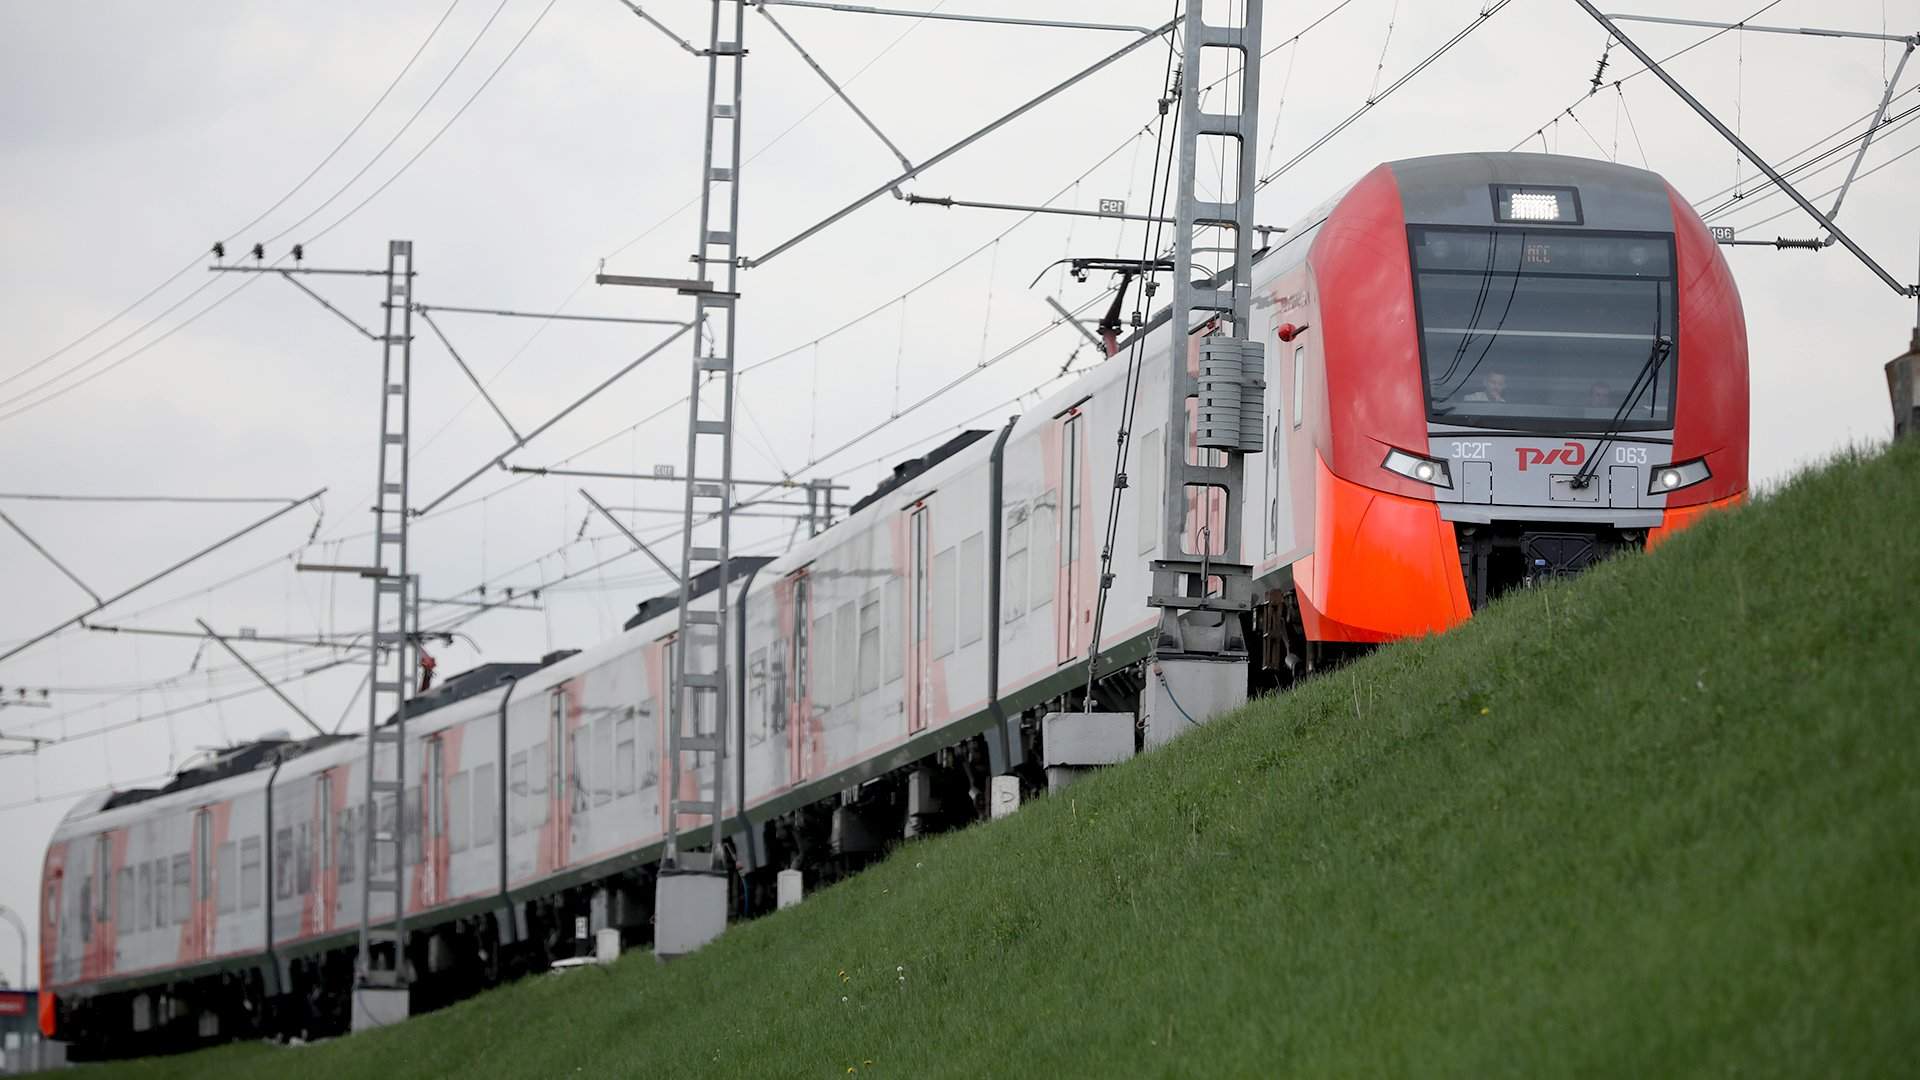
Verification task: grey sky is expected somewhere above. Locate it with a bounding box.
[1,0,1916,981]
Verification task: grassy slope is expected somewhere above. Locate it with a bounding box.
[96,440,1920,1079]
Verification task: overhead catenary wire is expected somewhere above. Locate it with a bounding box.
[399,0,963,464]
[420,112,1168,532]
[543,0,1452,560]
[11,0,1797,814]
[1695,93,1920,220]
[0,492,308,506]
[1713,133,1920,232]
[1617,82,1652,167]
[0,1,465,395]
[1260,0,1517,187]
[1084,0,1183,700]
[410,0,1368,516]
[0,268,276,426]
[1368,0,1402,103]
[1507,0,1788,152]
[261,0,523,249]
[302,0,563,246]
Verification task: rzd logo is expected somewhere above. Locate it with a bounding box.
[1514,442,1587,471]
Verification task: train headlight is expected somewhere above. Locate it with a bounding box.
[1648,457,1712,496]
[1383,448,1452,489]
[1492,184,1583,225]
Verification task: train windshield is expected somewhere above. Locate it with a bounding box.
[1411,227,1677,431]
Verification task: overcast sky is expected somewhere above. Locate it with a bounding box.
[1,0,1915,982]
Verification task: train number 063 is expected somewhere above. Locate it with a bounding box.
[1613,447,1650,465]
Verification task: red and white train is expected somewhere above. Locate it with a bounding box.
[35,152,1748,1054]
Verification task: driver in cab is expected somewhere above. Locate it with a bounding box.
[1462,371,1507,404]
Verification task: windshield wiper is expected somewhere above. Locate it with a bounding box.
[1571,280,1668,491]
[1571,331,1672,490]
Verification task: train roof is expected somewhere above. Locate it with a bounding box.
[1384,152,1675,232]
[623,555,776,631]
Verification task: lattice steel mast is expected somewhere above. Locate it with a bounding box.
[359,240,419,993]
[1146,0,1264,746]
[655,0,747,959]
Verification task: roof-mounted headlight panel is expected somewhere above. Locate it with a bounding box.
[1492,184,1583,226]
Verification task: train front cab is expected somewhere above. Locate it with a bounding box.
[1284,154,1748,647]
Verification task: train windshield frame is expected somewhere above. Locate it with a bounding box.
[1409,226,1678,433]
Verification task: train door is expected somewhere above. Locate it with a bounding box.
[788,571,813,785]
[89,833,109,971]
[194,809,213,959]
[908,503,931,734]
[318,775,333,928]
[1057,408,1085,664]
[662,632,689,819]
[42,855,64,997]
[428,737,445,906]
[548,688,567,867]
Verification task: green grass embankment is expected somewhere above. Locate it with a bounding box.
[93,439,1920,1078]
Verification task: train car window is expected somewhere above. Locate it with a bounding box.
[858,592,881,695]
[138,862,152,931]
[959,533,984,647]
[811,612,834,714]
[569,728,589,814]
[198,811,213,902]
[747,652,770,743]
[1137,430,1162,556]
[1004,505,1029,622]
[274,828,293,901]
[529,743,550,827]
[450,771,471,853]
[475,763,497,846]
[1030,496,1057,611]
[296,822,313,896]
[319,782,332,874]
[509,751,529,834]
[79,876,91,942]
[1292,347,1306,429]
[338,810,356,886]
[95,834,110,924]
[834,603,857,705]
[405,787,424,866]
[117,866,133,930]
[615,711,638,796]
[217,842,237,914]
[932,548,957,658]
[241,837,262,909]
[883,578,904,682]
[378,797,398,877]
[1412,227,1677,430]
[171,854,190,924]
[429,741,446,854]
[595,718,614,806]
[154,858,169,926]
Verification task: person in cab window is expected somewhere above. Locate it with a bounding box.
[1463,370,1508,403]
[1587,381,1614,409]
